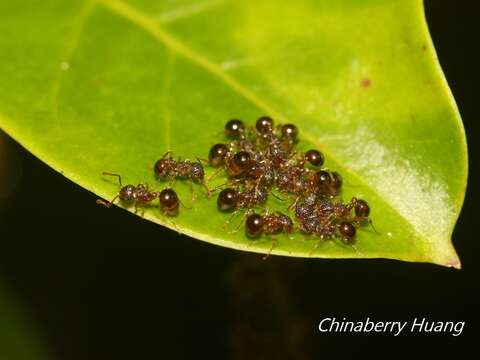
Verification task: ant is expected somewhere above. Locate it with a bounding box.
[245,211,294,259]
[154,152,210,196]
[209,147,274,190]
[96,172,179,217]
[294,195,372,254]
[217,185,268,213]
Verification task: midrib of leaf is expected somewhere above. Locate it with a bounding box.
[161,50,175,150]
[93,0,436,252]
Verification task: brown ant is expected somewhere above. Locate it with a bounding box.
[255,116,294,168]
[217,185,268,213]
[154,152,209,196]
[96,172,158,212]
[294,195,372,253]
[245,211,294,259]
[97,172,179,217]
[209,148,274,189]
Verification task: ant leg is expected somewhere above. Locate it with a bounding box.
[102,172,123,186]
[207,182,229,194]
[96,195,119,208]
[367,219,379,234]
[168,176,176,188]
[201,182,212,198]
[196,157,208,165]
[161,151,172,160]
[262,237,278,260]
[271,192,285,202]
[223,209,241,231]
[287,195,300,212]
[179,197,191,210]
[228,211,250,234]
[207,168,223,182]
[161,213,180,233]
[309,239,322,256]
[188,182,196,202]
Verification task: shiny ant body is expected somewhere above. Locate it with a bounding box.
[154,152,209,196]
[245,211,294,259]
[96,172,179,216]
[294,195,371,244]
[217,186,268,213]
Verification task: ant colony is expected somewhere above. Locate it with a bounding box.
[97,116,374,258]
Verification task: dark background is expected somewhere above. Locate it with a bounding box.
[0,1,478,358]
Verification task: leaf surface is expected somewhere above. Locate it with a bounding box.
[0,0,467,267]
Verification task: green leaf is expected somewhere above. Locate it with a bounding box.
[0,0,467,267]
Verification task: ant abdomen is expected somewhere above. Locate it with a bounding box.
[209,143,230,167]
[256,116,274,134]
[338,222,356,244]
[225,119,245,139]
[354,199,370,219]
[304,149,325,167]
[246,213,264,237]
[159,188,179,216]
[314,170,342,197]
[217,188,238,212]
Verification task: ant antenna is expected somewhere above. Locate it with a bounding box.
[262,237,277,260]
[161,151,172,159]
[96,195,119,208]
[102,172,122,186]
[271,192,285,202]
[366,219,379,234]
[207,168,223,182]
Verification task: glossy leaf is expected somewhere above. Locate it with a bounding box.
[0,0,467,267]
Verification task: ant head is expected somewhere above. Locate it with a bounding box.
[305,149,325,167]
[208,143,229,167]
[225,119,245,139]
[256,116,274,134]
[119,185,135,202]
[338,222,356,243]
[246,213,264,237]
[191,162,205,182]
[154,158,172,178]
[217,188,238,212]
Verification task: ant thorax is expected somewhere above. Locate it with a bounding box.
[262,213,294,235]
